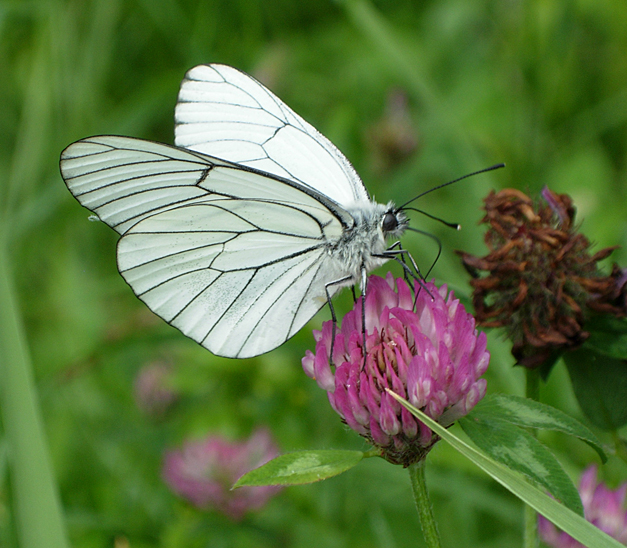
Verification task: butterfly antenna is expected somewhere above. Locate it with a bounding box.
[403,206,461,231]
[397,163,505,211]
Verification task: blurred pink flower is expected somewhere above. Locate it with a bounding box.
[134,362,178,417]
[366,88,419,174]
[539,465,627,547]
[162,429,281,520]
[302,273,489,466]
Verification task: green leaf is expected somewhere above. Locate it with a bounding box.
[234,450,365,487]
[470,394,607,462]
[386,389,625,548]
[584,315,627,360]
[565,347,627,430]
[459,415,583,515]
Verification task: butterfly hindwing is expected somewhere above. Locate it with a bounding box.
[60,135,348,357]
[117,200,346,358]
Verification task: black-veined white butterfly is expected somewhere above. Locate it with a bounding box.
[60,64,426,358]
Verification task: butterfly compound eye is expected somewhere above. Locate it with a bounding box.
[381,211,398,233]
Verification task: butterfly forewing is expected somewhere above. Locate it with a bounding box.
[61,136,216,234]
[175,64,370,207]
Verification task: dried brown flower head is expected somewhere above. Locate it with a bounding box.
[457,187,626,369]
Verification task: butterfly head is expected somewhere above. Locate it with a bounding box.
[381,203,408,240]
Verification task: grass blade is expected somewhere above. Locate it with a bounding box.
[387,389,624,548]
[0,246,70,548]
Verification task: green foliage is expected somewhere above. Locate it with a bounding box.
[390,391,626,548]
[566,316,627,430]
[235,450,366,487]
[461,402,585,516]
[459,394,606,516]
[2,0,627,547]
[468,394,607,462]
[584,315,627,361]
[565,348,627,431]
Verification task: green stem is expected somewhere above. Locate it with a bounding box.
[524,367,540,548]
[408,460,442,548]
[524,504,539,548]
[526,367,540,401]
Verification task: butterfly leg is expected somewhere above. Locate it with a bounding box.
[360,265,368,368]
[324,275,353,366]
[374,246,422,286]
[376,247,435,310]
[397,249,435,307]
[384,241,413,286]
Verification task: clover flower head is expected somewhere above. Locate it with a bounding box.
[302,273,489,466]
[162,429,281,520]
[539,465,627,547]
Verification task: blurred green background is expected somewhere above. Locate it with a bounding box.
[2,0,627,546]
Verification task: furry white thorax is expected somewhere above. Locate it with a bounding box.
[327,200,408,289]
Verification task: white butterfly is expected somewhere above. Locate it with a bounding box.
[60,64,408,358]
